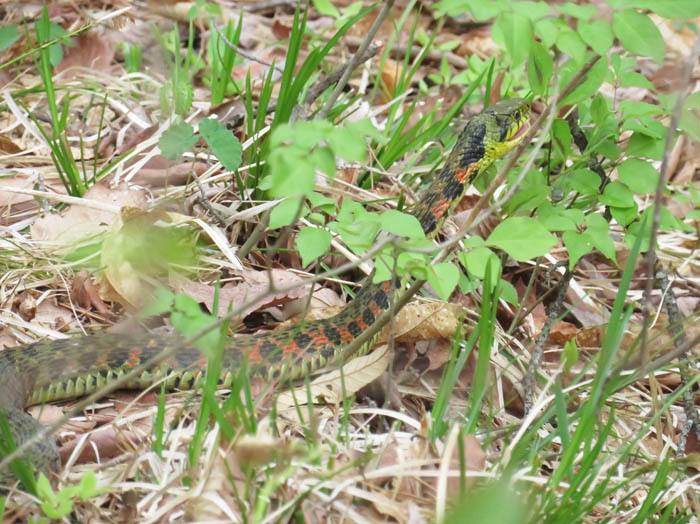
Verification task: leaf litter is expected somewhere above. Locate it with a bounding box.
[0,1,699,522]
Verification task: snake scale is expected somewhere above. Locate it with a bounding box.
[0,98,531,485]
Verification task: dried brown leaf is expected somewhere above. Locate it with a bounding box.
[56,32,116,78]
[276,343,391,410]
[378,302,462,345]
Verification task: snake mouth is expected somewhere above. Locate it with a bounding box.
[507,119,530,142]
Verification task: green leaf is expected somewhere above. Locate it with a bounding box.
[427,263,460,301]
[76,471,105,499]
[0,25,20,52]
[379,210,424,239]
[307,191,336,213]
[459,247,500,280]
[37,474,73,519]
[171,295,219,355]
[601,181,635,208]
[271,121,333,149]
[491,12,533,68]
[596,140,623,161]
[617,158,659,194]
[625,218,651,251]
[626,132,664,160]
[611,203,639,227]
[680,107,700,142]
[312,0,340,18]
[140,287,176,318]
[198,118,242,171]
[331,219,380,253]
[564,169,601,195]
[562,230,593,269]
[47,21,70,66]
[297,227,332,267]
[498,278,518,306]
[560,56,608,105]
[463,236,486,248]
[270,198,306,229]
[510,1,552,19]
[612,9,665,64]
[269,150,315,197]
[578,19,613,55]
[503,183,550,214]
[159,122,197,160]
[538,202,580,232]
[551,118,572,161]
[619,71,655,90]
[556,27,587,66]
[585,215,616,262]
[311,146,336,177]
[629,0,700,19]
[373,246,394,283]
[562,338,578,371]
[686,91,700,109]
[173,78,194,115]
[398,251,430,277]
[528,42,553,95]
[555,2,596,20]
[590,94,611,125]
[486,217,558,261]
[326,120,380,162]
[534,18,565,49]
[434,0,505,20]
[618,100,664,118]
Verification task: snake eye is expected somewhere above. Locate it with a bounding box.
[514,110,521,121]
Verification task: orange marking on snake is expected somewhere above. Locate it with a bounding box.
[242,341,264,365]
[431,197,450,221]
[369,301,382,315]
[337,325,354,343]
[246,347,263,365]
[124,349,142,367]
[312,332,329,351]
[452,166,468,182]
[282,341,300,354]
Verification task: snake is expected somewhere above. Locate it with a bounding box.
[0,98,530,486]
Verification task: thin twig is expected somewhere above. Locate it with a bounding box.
[217,31,285,76]
[524,269,573,414]
[640,34,700,365]
[237,208,271,259]
[654,267,700,453]
[343,35,469,69]
[317,1,394,119]
[303,43,381,107]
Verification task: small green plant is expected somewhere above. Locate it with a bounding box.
[0,412,37,495]
[117,42,142,73]
[158,117,243,173]
[0,25,20,52]
[30,5,85,196]
[207,17,241,105]
[36,471,105,520]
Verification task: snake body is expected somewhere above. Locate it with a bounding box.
[0,98,530,484]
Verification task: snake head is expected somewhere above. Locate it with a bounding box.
[486,98,532,148]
